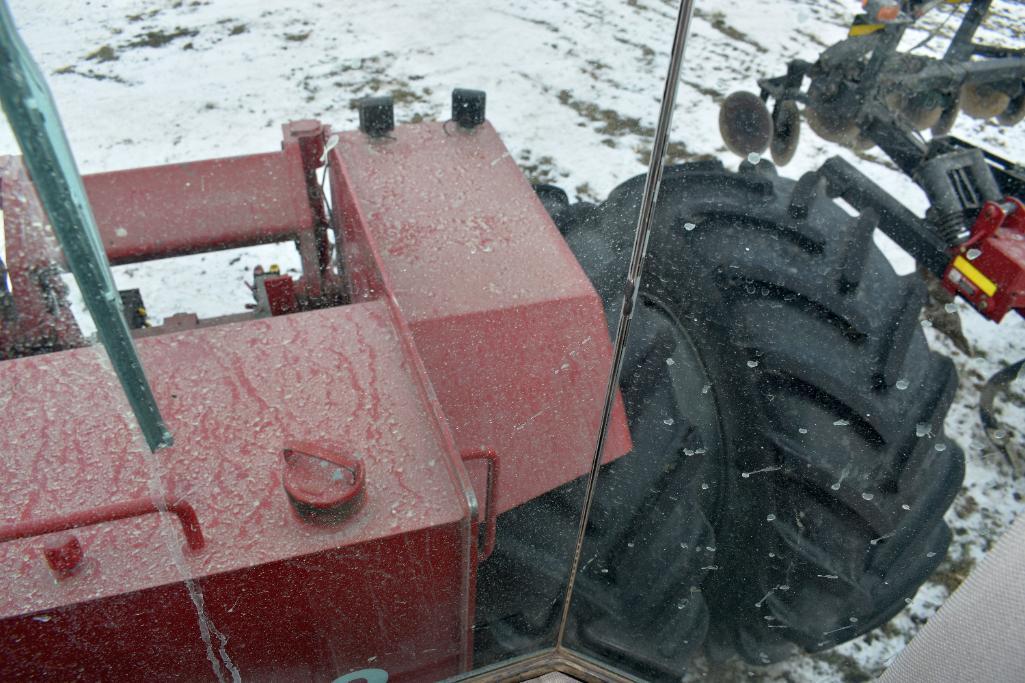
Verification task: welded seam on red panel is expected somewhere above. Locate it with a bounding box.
[329,145,478,671]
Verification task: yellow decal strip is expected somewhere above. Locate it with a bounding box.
[953,255,997,297]
[849,22,885,36]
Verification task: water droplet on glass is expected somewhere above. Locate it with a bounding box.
[861,492,875,501]
[677,599,690,610]
[627,542,635,548]
[902,504,911,511]
[896,379,909,390]
[830,482,841,491]
[926,551,936,558]
[768,552,776,558]
[766,513,776,521]
[683,222,696,232]
[904,597,913,605]
[992,429,1007,441]
[747,360,759,368]
[833,419,850,426]
[747,152,761,165]
[701,383,712,394]
[849,617,859,623]
[684,448,695,456]
[921,319,933,328]
[944,302,957,314]
[934,442,946,452]
[799,427,809,434]
[916,423,932,437]
[966,248,982,260]
[666,357,676,366]
[701,482,709,490]
[741,472,751,478]
[664,417,675,426]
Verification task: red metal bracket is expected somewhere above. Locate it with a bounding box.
[263,275,299,316]
[282,120,334,300]
[961,198,1025,250]
[943,197,1025,322]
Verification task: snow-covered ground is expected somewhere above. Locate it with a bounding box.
[2,0,1024,680]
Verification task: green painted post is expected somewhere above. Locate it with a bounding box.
[0,1,172,451]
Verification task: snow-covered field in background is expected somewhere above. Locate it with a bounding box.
[2,0,1024,680]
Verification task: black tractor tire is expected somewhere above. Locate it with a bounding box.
[474,159,964,679]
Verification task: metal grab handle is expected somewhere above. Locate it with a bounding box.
[0,496,205,552]
[461,448,499,562]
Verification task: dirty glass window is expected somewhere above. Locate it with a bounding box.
[559,0,1025,681]
[2,1,1024,682]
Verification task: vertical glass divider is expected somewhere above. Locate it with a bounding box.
[555,0,697,649]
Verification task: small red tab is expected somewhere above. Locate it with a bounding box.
[43,535,83,579]
[263,275,298,316]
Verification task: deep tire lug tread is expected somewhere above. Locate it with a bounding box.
[787,171,823,220]
[874,278,928,389]
[838,209,878,293]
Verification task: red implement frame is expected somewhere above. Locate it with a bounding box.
[84,149,310,263]
[0,118,631,681]
[0,157,84,357]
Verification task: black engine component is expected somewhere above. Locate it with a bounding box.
[913,145,1003,244]
[119,288,148,330]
